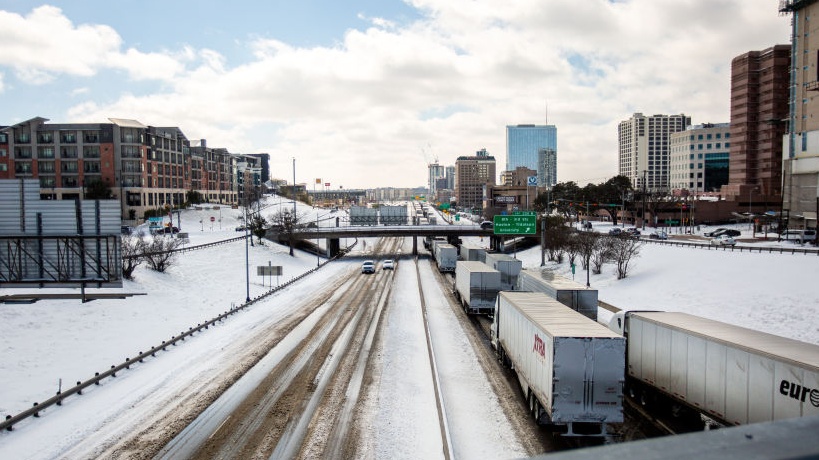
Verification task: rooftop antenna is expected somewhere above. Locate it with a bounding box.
[545,100,548,125]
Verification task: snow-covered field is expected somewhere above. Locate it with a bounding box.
[0,199,817,458]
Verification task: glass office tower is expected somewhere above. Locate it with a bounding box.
[506,124,557,181]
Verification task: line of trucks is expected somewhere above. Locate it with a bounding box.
[433,242,819,438]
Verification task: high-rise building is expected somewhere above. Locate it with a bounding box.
[428,163,445,196]
[669,123,731,193]
[455,148,496,210]
[778,2,818,228]
[618,113,690,192]
[505,124,557,185]
[445,165,456,190]
[721,45,790,203]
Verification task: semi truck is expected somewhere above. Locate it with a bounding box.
[434,243,457,272]
[484,252,522,291]
[609,311,819,426]
[517,269,598,321]
[454,261,501,314]
[458,243,486,262]
[492,292,625,437]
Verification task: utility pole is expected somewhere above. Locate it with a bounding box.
[540,217,546,266]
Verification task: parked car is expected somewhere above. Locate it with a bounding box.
[649,230,668,240]
[161,226,179,234]
[781,229,817,243]
[624,227,641,238]
[121,225,134,235]
[480,220,494,229]
[382,259,395,270]
[710,235,737,246]
[608,227,622,236]
[705,228,741,238]
[362,260,375,274]
[235,225,247,232]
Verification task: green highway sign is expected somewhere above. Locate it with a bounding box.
[512,211,536,216]
[493,215,537,235]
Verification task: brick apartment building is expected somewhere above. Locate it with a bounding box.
[0,117,264,223]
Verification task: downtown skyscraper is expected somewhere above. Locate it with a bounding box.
[505,124,557,187]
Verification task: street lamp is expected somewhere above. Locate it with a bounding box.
[244,203,250,302]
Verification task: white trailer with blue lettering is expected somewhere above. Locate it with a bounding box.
[492,291,625,437]
[609,311,819,426]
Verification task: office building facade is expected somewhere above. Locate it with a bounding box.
[505,124,557,185]
[455,148,496,210]
[669,123,731,193]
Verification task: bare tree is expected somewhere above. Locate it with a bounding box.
[143,235,184,272]
[611,234,642,279]
[269,208,307,256]
[121,235,147,280]
[591,236,615,274]
[574,231,599,287]
[542,215,570,262]
[564,233,580,267]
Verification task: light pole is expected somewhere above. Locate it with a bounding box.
[244,203,250,302]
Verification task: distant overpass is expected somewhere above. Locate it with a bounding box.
[271,224,513,257]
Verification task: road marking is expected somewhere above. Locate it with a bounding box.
[209,415,231,440]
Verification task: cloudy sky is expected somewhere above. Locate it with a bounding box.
[0,0,791,189]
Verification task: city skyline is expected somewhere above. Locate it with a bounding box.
[0,1,791,189]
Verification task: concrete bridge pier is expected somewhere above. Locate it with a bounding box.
[327,238,340,257]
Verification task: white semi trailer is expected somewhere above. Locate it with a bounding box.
[517,269,598,321]
[434,243,457,272]
[609,311,819,426]
[454,261,501,314]
[492,292,625,437]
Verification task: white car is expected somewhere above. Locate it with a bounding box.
[710,235,736,246]
[382,259,395,270]
[649,230,668,240]
[362,260,375,274]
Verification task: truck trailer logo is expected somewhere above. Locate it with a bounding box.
[532,334,545,359]
[779,380,819,408]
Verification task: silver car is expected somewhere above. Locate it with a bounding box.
[710,235,736,246]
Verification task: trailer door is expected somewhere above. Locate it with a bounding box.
[590,337,626,423]
[552,338,586,422]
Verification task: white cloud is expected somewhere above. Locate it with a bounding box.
[0,5,187,83]
[53,1,793,188]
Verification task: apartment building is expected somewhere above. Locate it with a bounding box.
[618,113,691,192]
[0,117,258,222]
[722,45,790,204]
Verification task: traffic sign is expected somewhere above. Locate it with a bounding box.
[493,215,537,234]
[527,176,538,186]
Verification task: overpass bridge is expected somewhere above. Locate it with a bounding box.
[270,224,511,257]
